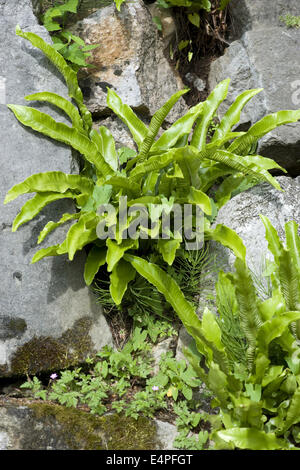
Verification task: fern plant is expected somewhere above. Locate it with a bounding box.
[123,217,300,450]
[5,27,300,308]
[41,0,100,69]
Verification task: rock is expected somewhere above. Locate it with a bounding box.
[229,0,300,38]
[71,0,188,121]
[152,338,173,374]
[0,400,176,449]
[208,25,300,175]
[147,3,176,50]
[185,73,206,92]
[92,116,136,150]
[154,419,178,450]
[209,0,300,176]
[212,176,300,275]
[0,0,113,377]
[175,327,193,362]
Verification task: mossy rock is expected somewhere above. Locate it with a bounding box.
[0,401,164,450]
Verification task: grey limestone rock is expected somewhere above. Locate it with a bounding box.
[70,0,188,121]
[209,2,300,175]
[0,0,113,376]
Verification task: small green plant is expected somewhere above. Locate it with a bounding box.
[173,401,211,450]
[148,352,201,401]
[41,0,100,69]
[280,14,300,29]
[130,216,300,449]
[20,323,210,448]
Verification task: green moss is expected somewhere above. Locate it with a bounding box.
[10,317,94,376]
[30,403,159,450]
[8,318,27,337]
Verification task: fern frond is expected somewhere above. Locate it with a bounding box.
[233,258,263,371]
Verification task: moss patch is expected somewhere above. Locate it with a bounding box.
[30,403,159,450]
[10,317,94,376]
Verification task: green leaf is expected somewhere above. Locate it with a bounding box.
[151,102,203,153]
[7,105,113,177]
[114,0,126,11]
[25,92,84,131]
[205,224,246,260]
[260,215,283,263]
[211,88,263,143]
[229,110,300,156]
[84,246,107,286]
[285,220,300,273]
[191,79,230,150]
[283,388,300,431]
[90,126,118,172]
[152,16,162,31]
[110,259,136,305]
[15,26,92,131]
[31,244,67,263]
[4,171,93,204]
[157,239,181,265]
[214,428,290,450]
[137,89,189,165]
[187,187,212,215]
[12,192,75,231]
[257,311,300,355]
[65,212,99,260]
[202,308,223,350]
[188,13,200,28]
[38,212,79,244]
[106,239,138,272]
[106,88,148,150]
[124,254,229,373]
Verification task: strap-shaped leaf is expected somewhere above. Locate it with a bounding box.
[38,212,80,244]
[257,311,300,355]
[90,127,118,172]
[211,88,263,143]
[285,221,300,274]
[137,89,189,165]
[12,191,75,232]
[187,187,212,215]
[110,259,136,305]
[151,102,203,153]
[7,105,113,177]
[31,243,67,264]
[65,212,99,260]
[25,92,84,132]
[205,224,246,261]
[84,246,107,286]
[260,215,283,263]
[228,109,300,156]
[208,150,283,190]
[106,239,138,272]
[157,239,181,265]
[278,248,300,313]
[233,258,263,369]
[283,388,300,432]
[4,172,93,204]
[15,26,92,131]
[106,88,148,150]
[191,78,230,150]
[214,428,290,450]
[106,175,140,198]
